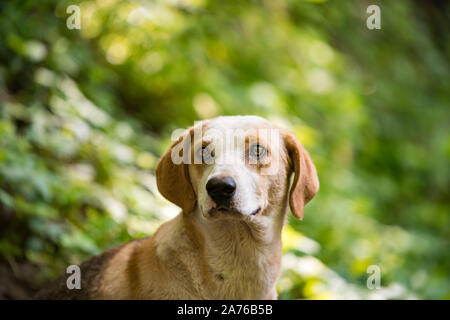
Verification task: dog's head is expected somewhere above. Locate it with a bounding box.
[156,116,319,220]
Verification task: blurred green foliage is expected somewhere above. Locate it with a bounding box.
[0,0,449,299]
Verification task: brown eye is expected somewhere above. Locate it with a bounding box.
[196,145,213,162]
[249,144,267,160]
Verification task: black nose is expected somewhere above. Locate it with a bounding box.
[206,176,236,204]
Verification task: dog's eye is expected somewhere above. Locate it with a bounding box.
[196,145,213,163]
[249,144,267,160]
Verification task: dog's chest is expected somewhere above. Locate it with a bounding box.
[204,242,279,299]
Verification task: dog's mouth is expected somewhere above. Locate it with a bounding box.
[207,206,261,218]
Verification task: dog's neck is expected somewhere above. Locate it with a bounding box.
[182,205,287,299]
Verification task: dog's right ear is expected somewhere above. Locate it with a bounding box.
[156,127,196,213]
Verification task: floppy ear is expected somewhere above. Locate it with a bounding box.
[156,128,196,213]
[284,131,319,220]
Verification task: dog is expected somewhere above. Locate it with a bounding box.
[35,115,319,299]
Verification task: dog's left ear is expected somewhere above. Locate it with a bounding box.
[156,128,196,213]
[283,130,319,220]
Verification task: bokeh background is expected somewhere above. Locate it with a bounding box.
[0,0,449,299]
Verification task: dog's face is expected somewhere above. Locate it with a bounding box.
[156,115,319,221]
[188,116,286,219]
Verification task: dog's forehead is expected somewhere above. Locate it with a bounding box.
[203,116,273,140]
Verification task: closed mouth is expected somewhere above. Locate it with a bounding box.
[207,206,261,217]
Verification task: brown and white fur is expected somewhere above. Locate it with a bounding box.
[35,115,319,300]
